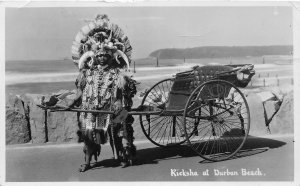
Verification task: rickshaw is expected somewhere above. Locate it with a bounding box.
[39,63,255,162]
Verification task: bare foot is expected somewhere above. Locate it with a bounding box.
[79,164,91,172]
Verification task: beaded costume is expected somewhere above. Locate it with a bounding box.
[72,14,136,171]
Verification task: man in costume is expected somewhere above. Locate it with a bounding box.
[69,14,136,171]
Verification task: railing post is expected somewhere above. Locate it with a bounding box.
[44,109,48,142]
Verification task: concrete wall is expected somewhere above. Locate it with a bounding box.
[5,90,294,144]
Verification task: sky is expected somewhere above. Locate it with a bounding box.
[5,6,293,60]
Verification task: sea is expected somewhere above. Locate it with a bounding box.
[5,58,176,97]
[5,56,293,98]
[6,60,79,97]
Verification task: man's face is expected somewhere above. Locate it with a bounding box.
[97,54,110,66]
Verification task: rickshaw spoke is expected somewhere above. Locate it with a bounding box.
[139,78,186,147]
[155,116,171,143]
[157,84,168,103]
[184,80,250,161]
[147,116,166,136]
[156,117,171,144]
[151,117,168,140]
[220,119,245,147]
[149,116,169,136]
[167,118,173,144]
[158,117,171,144]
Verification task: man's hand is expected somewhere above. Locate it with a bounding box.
[113,100,122,113]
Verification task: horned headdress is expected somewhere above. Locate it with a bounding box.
[71,14,132,70]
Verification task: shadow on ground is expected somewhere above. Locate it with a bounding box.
[199,135,287,163]
[90,135,286,169]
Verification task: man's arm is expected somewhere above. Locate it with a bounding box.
[66,88,83,108]
[67,70,86,108]
[113,88,123,111]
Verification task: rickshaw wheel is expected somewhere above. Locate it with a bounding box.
[139,78,188,147]
[183,80,250,161]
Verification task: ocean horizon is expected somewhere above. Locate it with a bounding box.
[5,56,292,96]
[5,59,192,96]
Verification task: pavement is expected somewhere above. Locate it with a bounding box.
[5,134,294,182]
